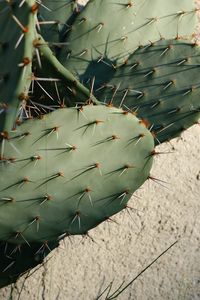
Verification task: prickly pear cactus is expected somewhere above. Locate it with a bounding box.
[0,105,154,244]
[0,1,87,131]
[0,0,199,291]
[38,0,79,45]
[54,0,199,144]
[90,39,200,144]
[31,37,200,144]
[0,0,38,131]
[30,36,99,114]
[59,0,197,75]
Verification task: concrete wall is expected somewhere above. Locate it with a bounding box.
[0,1,199,299]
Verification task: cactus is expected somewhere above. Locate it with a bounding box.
[38,0,79,46]
[0,0,84,130]
[54,0,200,144]
[0,105,154,244]
[58,0,197,75]
[0,0,38,132]
[0,0,199,291]
[30,36,99,115]
[86,39,200,144]
[31,37,200,144]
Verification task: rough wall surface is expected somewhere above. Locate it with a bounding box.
[0,1,199,299]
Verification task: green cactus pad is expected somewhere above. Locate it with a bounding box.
[38,0,79,45]
[0,0,38,132]
[0,240,59,288]
[29,36,99,114]
[58,0,197,76]
[0,105,154,244]
[91,39,200,144]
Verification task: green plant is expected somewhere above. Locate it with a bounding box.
[88,39,200,144]
[0,0,199,290]
[0,0,37,132]
[59,0,197,72]
[0,105,154,245]
[57,0,200,144]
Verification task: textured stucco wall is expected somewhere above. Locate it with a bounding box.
[0,1,200,299]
